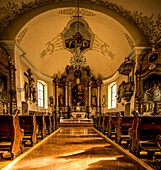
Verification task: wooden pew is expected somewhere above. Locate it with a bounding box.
[93,116,99,130]
[115,114,133,145]
[156,135,161,150]
[36,114,46,139]
[19,113,38,146]
[101,115,109,135]
[98,115,104,132]
[0,109,24,159]
[44,115,52,135]
[129,110,161,158]
[156,135,161,168]
[107,113,119,139]
[51,115,55,132]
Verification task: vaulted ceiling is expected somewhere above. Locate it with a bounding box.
[0,0,160,81]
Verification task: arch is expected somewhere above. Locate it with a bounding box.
[0,1,149,46]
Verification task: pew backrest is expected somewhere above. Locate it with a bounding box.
[19,114,38,145]
[0,109,24,159]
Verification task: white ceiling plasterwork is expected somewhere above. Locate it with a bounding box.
[0,0,160,81]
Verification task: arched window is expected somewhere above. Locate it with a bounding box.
[108,82,117,109]
[37,80,48,108]
[38,82,44,107]
[111,84,117,108]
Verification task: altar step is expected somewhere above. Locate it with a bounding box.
[60,119,93,127]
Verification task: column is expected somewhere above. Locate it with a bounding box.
[55,76,59,109]
[68,82,72,107]
[88,79,92,117]
[0,40,17,114]
[64,78,69,117]
[54,75,59,129]
[96,79,102,115]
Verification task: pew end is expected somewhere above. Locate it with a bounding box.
[129,110,161,159]
[0,109,24,159]
[19,113,38,146]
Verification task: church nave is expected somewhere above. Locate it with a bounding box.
[1,127,153,170]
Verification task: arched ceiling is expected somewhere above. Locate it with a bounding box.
[0,0,160,81]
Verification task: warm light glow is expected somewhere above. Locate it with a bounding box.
[76,106,81,111]
[5,154,124,170]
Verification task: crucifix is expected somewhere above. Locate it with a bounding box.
[24,68,36,102]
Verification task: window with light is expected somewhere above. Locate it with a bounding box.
[111,84,117,108]
[38,82,44,107]
[108,82,117,109]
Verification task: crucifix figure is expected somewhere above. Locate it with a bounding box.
[24,68,36,102]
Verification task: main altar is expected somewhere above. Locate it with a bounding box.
[52,65,102,119]
[71,112,86,119]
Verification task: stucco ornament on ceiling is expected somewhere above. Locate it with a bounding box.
[0,0,160,47]
[124,33,135,50]
[40,34,64,59]
[40,16,115,59]
[16,27,28,44]
[59,8,95,17]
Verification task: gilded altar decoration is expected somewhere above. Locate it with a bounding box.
[0,77,7,101]
[49,96,53,107]
[143,75,161,102]
[52,64,103,118]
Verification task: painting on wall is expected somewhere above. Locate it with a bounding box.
[143,74,161,102]
[0,74,7,101]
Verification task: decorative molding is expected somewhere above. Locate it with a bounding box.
[40,34,64,59]
[40,16,114,59]
[59,8,95,16]
[124,33,135,50]
[92,35,115,59]
[102,71,119,84]
[16,28,28,44]
[21,54,52,82]
[0,40,16,50]
[1,1,159,47]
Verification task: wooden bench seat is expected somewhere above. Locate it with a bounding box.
[129,110,161,158]
[102,115,109,134]
[19,113,38,146]
[44,115,52,135]
[107,113,119,139]
[36,115,46,139]
[0,109,24,159]
[115,114,133,145]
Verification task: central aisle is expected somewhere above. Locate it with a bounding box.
[6,127,151,170]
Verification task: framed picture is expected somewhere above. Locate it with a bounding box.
[0,73,8,101]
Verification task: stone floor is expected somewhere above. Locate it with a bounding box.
[1,127,155,170]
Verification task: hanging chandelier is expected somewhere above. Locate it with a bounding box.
[70,46,86,69]
[69,0,87,69]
